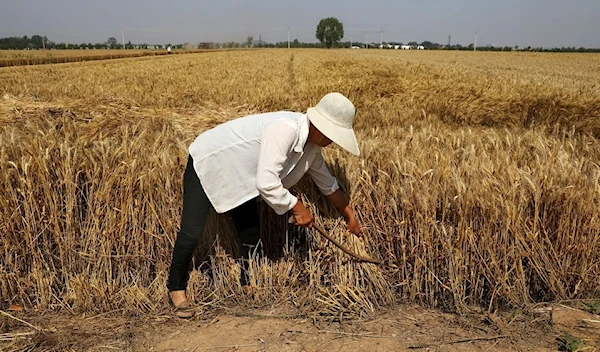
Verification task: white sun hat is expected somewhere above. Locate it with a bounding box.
[306,92,360,156]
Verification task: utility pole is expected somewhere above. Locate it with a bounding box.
[42,36,45,50]
[380,29,383,49]
[287,27,290,48]
[121,30,125,49]
[474,31,478,51]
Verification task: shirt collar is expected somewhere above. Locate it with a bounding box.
[294,114,310,153]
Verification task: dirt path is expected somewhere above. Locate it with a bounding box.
[124,304,600,351]
[2,304,599,351]
[144,306,559,352]
[148,310,517,351]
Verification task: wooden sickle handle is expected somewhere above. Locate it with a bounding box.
[312,224,382,265]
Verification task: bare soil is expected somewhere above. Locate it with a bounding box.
[1,304,599,351]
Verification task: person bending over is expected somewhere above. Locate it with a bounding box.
[168,92,362,317]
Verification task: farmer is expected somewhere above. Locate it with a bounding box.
[168,92,362,317]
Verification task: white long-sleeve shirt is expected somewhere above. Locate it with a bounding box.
[188,111,339,215]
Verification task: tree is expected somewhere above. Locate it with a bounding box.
[316,17,344,48]
[246,36,253,48]
[31,35,44,49]
[421,41,440,49]
[106,37,118,49]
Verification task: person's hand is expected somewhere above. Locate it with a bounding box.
[347,217,362,236]
[289,198,313,228]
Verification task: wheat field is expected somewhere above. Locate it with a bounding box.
[1,49,599,317]
[0,49,210,67]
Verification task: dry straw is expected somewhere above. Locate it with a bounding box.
[0,49,599,317]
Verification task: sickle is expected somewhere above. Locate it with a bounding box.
[312,223,382,265]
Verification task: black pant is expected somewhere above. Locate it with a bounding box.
[167,155,260,291]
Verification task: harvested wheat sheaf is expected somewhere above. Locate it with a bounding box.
[0,49,599,317]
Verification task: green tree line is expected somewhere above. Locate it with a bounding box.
[0,35,180,50]
[2,34,599,53]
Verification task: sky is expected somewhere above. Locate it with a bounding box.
[1,0,599,48]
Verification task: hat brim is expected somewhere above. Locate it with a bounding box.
[307,107,360,156]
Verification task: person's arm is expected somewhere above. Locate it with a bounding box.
[326,189,361,236]
[290,197,313,228]
[307,153,361,235]
[256,120,312,228]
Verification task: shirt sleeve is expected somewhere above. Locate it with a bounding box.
[255,120,299,215]
[307,152,339,196]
